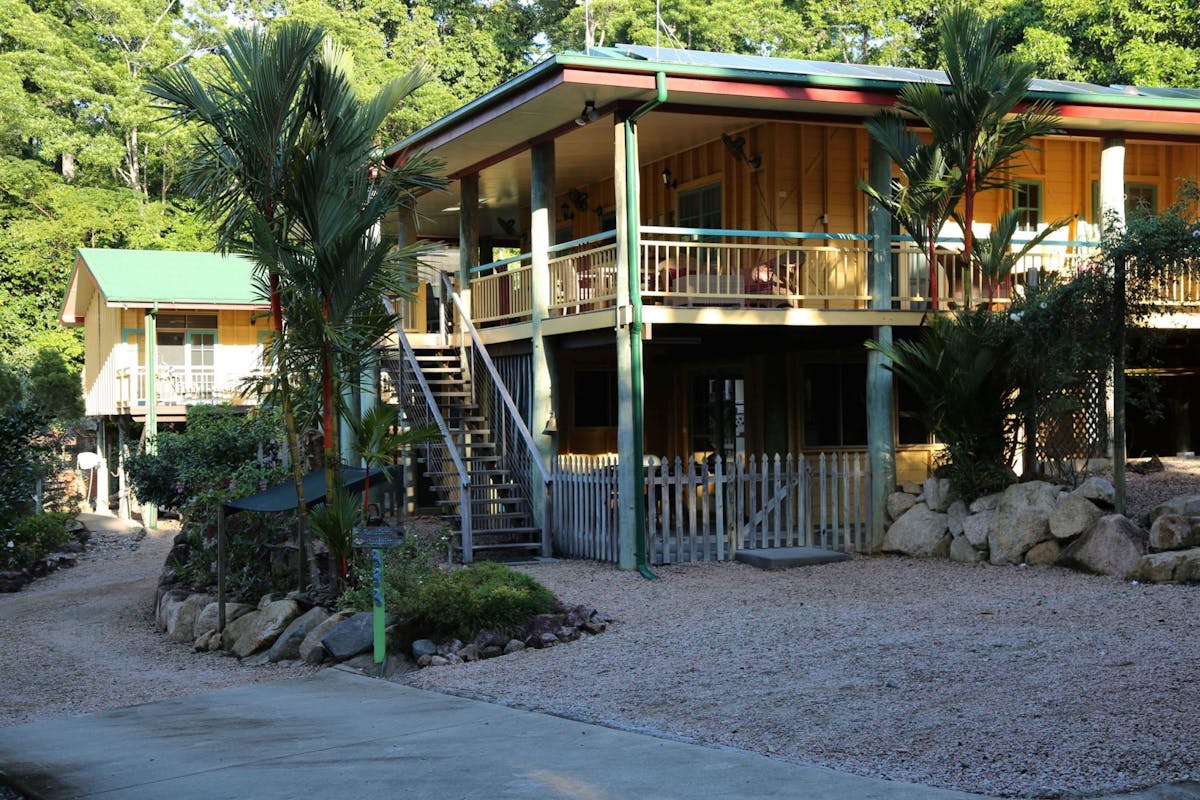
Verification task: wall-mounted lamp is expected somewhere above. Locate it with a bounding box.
[574,101,599,127]
[543,411,558,434]
[560,202,574,221]
[661,168,678,189]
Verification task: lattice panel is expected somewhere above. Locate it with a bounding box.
[1037,372,1107,461]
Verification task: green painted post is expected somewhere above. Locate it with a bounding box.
[144,306,158,529]
[372,548,386,666]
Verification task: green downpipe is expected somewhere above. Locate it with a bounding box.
[625,72,667,580]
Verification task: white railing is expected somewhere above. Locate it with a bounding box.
[467,227,1200,321]
[891,237,1102,309]
[114,366,238,407]
[441,273,551,556]
[550,451,870,565]
[640,227,872,309]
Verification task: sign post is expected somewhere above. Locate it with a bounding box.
[353,525,403,675]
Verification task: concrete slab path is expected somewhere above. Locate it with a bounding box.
[0,668,993,800]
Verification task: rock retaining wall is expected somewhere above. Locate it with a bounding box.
[884,478,1200,584]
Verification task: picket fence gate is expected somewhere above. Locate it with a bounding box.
[550,452,870,565]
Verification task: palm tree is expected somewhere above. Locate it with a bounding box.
[873,1,1059,308]
[860,113,959,307]
[147,23,325,588]
[148,25,443,589]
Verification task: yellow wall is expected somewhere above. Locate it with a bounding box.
[556,125,1200,240]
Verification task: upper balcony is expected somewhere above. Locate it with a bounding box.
[462,226,1200,330]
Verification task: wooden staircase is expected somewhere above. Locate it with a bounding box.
[409,346,543,561]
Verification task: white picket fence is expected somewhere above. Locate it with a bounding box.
[550,452,870,565]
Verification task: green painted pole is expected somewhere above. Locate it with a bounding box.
[372,548,386,668]
[625,72,667,581]
[144,306,158,529]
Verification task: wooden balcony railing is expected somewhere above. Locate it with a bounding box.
[464,227,1200,327]
[115,365,259,409]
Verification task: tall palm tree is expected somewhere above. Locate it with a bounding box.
[147,23,326,588]
[874,1,1060,308]
[148,25,443,589]
[860,113,959,306]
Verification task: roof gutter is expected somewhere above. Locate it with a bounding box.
[624,72,667,581]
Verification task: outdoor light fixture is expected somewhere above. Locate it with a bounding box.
[560,202,574,221]
[543,411,558,434]
[661,168,678,189]
[574,100,599,126]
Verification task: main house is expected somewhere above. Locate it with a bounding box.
[381,45,1200,567]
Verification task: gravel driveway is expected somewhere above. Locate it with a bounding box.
[0,515,311,729]
[406,558,1199,799]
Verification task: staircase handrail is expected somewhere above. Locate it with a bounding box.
[440,272,551,487]
[382,296,472,543]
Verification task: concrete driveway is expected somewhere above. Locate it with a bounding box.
[0,668,993,800]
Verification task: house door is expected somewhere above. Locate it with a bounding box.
[689,370,745,462]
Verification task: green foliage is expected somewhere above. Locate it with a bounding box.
[999,0,1200,87]
[871,268,1118,498]
[26,348,84,423]
[125,406,284,510]
[124,406,292,598]
[1,512,74,571]
[0,405,43,529]
[340,548,557,640]
[413,562,559,639]
[871,310,1019,498]
[308,486,360,585]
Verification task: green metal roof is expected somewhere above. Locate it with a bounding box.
[75,248,265,306]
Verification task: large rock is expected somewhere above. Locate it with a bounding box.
[886,492,917,522]
[883,502,951,557]
[1147,495,1200,527]
[962,510,993,549]
[1049,494,1104,541]
[987,481,1059,565]
[949,534,985,564]
[900,480,923,495]
[969,494,999,514]
[320,611,377,661]
[155,589,190,632]
[1058,515,1148,576]
[168,594,213,643]
[1072,477,1115,508]
[267,606,331,662]
[1127,550,1196,583]
[946,500,969,537]
[299,612,348,665]
[226,600,301,658]
[922,477,956,513]
[1177,551,1200,583]
[193,601,255,640]
[1024,540,1062,566]
[1148,515,1200,552]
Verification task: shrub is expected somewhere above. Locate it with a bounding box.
[413,562,558,639]
[1,512,75,570]
[340,550,557,641]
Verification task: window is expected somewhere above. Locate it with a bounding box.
[574,369,617,427]
[1126,184,1157,217]
[1012,181,1042,231]
[678,183,722,230]
[803,363,866,448]
[1091,181,1160,222]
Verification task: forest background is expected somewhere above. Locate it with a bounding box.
[3,0,1200,371]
